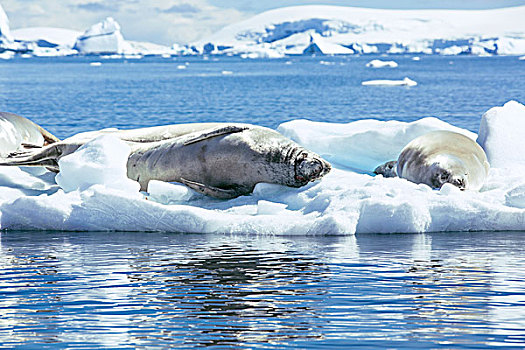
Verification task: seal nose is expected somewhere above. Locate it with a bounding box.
[295,156,331,183]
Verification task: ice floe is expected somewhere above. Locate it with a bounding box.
[362,77,417,87]
[0,101,524,234]
[366,59,398,68]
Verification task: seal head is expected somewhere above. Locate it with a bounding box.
[293,151,331,186]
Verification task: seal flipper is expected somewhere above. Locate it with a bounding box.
[0,144,63,171]
[180,178,246,199]
[183,126,249,146]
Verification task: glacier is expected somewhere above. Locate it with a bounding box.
[0,101,523,234]
[194,5,525,57]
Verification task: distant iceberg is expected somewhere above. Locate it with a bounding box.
[194,5,525,57]
[0,4,22,53]
[73,17,133,54]
[366,59,398,68]
[362,77,417,86]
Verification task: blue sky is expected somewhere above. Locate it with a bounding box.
[2,0,523,45]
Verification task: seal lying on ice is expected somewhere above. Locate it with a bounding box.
[374,131,489,191]
[0,112,60,155]
[1,122,331,199]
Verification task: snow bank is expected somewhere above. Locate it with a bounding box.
[362,77,417,86]
[0,102,524,234]
[74,17,134,54]
[366,59,398,68]
[194,5,525,57]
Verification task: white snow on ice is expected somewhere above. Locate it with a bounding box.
[0,101,523,234]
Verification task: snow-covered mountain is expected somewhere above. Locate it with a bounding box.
[194,5,525,57]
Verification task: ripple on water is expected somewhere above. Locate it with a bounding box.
[0,231,524,348]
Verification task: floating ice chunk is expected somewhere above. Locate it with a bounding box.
[55,135,140,194]
[177,65,186,69]
[365,59,398,68]
[361,77,416,86]
[90,62,102,66]
[0,51,14,60]
[477,100,525,168]
[1,102,524,234]
[221,70,233,75]
[412,56,421,61]
[520,55,525,60]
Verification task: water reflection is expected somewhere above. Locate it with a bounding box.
[0,231,524,348]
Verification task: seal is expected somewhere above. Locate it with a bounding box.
[373,160,397,178]
[0,112,59,156]
[1,123,331,199]
[374,131,489,191]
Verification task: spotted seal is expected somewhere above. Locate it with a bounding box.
[374,131,489,191]
[1,122,331,199]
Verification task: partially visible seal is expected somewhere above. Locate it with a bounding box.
[374,131,489,191]
[0,112,59,156]
[374,160,397,178]
[1,122,331,199]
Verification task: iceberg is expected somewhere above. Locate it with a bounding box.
[194,5,525,57]
[362,77,417,86]
[73,17,134,55]
[0,4,13,43]
[0,102,524,234]
[0,4,22,52]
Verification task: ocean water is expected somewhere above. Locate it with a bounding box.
[0,55,524,348]
[1,55,524,138]
[1,231,524,348]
